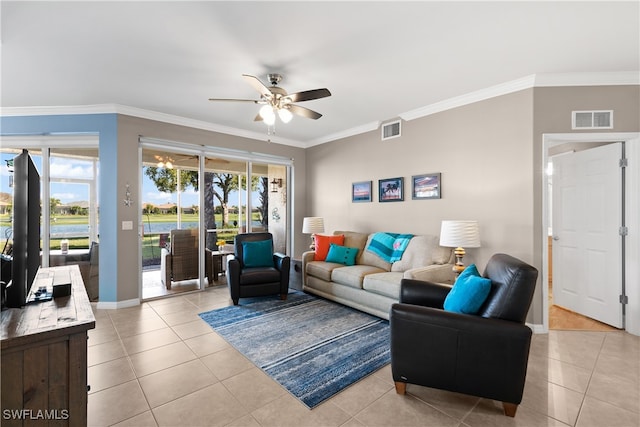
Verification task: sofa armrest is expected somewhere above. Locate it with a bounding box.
[301,251,315,287]
[404,263,456,285]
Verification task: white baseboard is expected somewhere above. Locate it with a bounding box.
[527,323,547,334]
[96,298,140,310]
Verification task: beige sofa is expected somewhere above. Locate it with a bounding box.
[302,231,455,319]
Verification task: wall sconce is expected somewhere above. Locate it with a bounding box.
[270,178,283,192]
[123,183,133,207]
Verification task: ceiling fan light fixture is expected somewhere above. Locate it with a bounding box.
[260,104,276,125]
[278,108,293,123]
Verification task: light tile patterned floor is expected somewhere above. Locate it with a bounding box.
[88,285,640,427]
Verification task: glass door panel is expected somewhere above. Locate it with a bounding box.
[48,148,99,299]
[141,147,201,298]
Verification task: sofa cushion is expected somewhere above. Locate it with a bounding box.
[314,234,345,261]
[325,244,359,266]
[306,261,342,282]
[363,272,403,299]
[360,234,393,271]
[391,235,451,272]
[334,231,368,263]
[331,265,385,289]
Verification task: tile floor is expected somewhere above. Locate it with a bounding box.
[88,284,639,427]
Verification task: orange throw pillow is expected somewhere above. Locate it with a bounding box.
[314,234,345,261]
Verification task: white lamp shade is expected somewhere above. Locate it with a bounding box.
[439,220,481,248]
[302,217,325,234]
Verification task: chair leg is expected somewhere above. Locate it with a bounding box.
[503,402,518,417]
[280,294,287,301]
[232,299,239,305]
[394,381,407,395]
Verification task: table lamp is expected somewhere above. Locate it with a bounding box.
[439,220,481,275]
[302,217,325,250]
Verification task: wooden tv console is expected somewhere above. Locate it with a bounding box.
[1,265,95,426]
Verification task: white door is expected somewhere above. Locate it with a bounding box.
[552,142,623,328]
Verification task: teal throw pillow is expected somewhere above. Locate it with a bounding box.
[325,243,359,266]
[443,264,492,315]
[242,239,274,268]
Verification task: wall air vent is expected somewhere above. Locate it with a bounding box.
[381,120,401,141]
[572,110,613,130]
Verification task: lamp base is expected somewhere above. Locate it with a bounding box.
[452,247,466,275]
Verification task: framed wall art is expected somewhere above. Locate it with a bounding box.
[352,181,372,202]
[379,177,404,202]
[412,173,441,200]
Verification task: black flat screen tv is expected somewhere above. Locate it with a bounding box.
[6,149,41,308]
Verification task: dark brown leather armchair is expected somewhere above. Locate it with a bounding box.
[227,232,290,305]
[390,253,538,417]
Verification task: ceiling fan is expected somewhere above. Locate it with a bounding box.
[208,74,331,125]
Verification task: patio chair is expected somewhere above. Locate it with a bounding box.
[161,228,199,290]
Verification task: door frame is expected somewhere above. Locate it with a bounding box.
[542,132,640,335]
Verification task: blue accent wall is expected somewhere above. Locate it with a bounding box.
[1,114,119,302]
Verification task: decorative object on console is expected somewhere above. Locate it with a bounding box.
[379,177,404,202]
[412,173,441,200]
[302,216,325,249]
[439,220,481,275]
[352,181,372,202]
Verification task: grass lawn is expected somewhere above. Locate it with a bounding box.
[1,213,264,262]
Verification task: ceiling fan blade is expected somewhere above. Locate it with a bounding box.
[286,88,331,103]
[208,98,259,103]
[242,74,272,98]
[288,104,323,120]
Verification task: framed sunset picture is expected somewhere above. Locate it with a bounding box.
[352,181,372,202]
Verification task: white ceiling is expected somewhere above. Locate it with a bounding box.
[1,1,638,147]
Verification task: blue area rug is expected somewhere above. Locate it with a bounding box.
[199,291,390,408]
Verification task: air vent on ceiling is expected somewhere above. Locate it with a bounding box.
[381,120,401,141]
[572,110,613,130]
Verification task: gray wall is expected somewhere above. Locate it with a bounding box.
[115,115,307,302]
[305,85,640,326]
[307,89,535,276]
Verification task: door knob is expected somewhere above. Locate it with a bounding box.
[552,236,560,241]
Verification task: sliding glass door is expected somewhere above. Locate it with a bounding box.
[140,139,292,301]
[141,147,201,298]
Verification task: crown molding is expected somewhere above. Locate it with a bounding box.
[400,75,537,121]
[0,104,306,148]
[2,72,637,147]
[399,71,639,123]
[304,121,381,148]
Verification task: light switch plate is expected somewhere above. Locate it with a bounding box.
[122,220,133,230]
